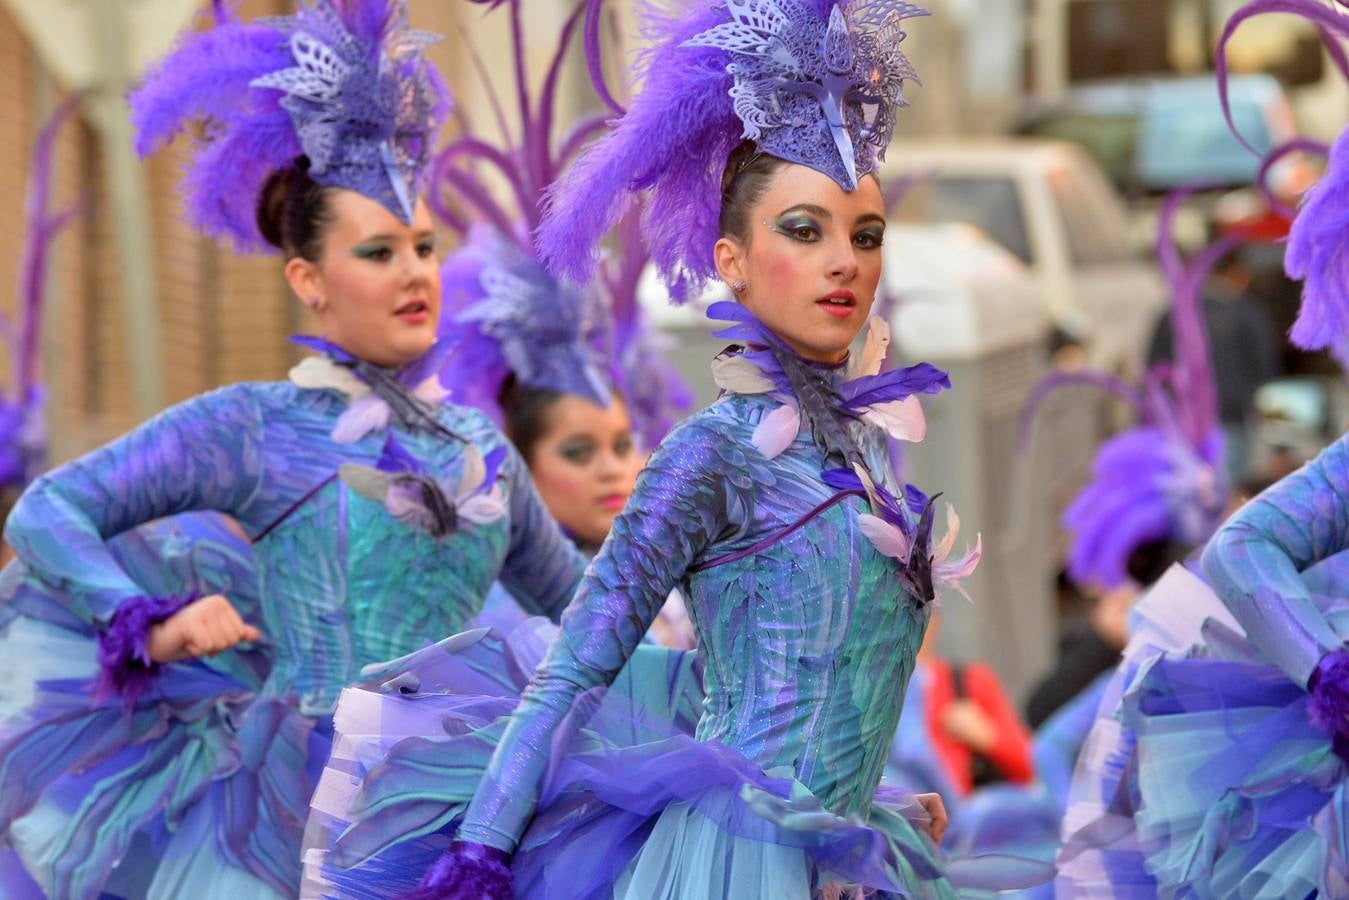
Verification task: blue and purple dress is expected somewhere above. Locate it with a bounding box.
[306,311,1052,898]
[1059,435,1349,897]
[0,345,586,899]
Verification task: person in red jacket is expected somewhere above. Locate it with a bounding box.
[915,614,1035,797]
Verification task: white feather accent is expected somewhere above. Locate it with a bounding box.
[851,461,884,513]
[857,514,911,560]
[331,394,390,444]
[458,489,507,525]
[289,355,368,399]
[940,534,982,582]
[751,402,801,459]
[384,484,423,520]
[861,395,926,443]
[933,502,961,564]
[848,316,892,380]
[935,533,982,603]
[456,446,487,499]
[337,463,390,503]
[711,355,775,394]
[414,375,451,405]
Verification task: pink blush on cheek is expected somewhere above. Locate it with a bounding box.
[747,245,813,316]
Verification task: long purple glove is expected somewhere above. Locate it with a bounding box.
[404,842,512,900]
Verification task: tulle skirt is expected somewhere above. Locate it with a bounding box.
[1058,564,1349,898]
[303,619,1054,899]
[0,513,323,900]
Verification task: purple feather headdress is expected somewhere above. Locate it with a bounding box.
[2,95,85,491]
[438,225,611,427]
[129,0,450,251]
[591,204,696,449]
[427,0,691,445]
[1217,0,1349,353]
[536,0,928,301]
[1023,189,1233,589]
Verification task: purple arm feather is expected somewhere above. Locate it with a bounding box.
[1017,371,1145,449]
[529,2,589,218]
[93,594,198,711]
[536,1,739,298]
[18,93,86,395]
[1257,137,1328,219]
[584,0,627,116]
[1217,1,1349,157]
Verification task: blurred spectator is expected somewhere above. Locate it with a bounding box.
[1026,540,1193,728]
[907,614,1035,797]
[1147,250,1279,482]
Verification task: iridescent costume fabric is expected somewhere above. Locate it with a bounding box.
[1058,437,1349,896]
[306,317,1051,897]
[0,351,585,899]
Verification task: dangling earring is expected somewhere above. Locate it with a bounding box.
[731,279,747,295]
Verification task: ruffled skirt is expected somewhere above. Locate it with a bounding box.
[1058,564,1349,898]
[304,620,1053,899]
[0,513,322,900]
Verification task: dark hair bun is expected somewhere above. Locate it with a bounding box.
[255,167,297,251]
[254,156,333,260]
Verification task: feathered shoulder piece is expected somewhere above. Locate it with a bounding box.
[129,0,450,251]
[537,0,927,301]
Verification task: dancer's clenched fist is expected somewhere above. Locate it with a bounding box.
[147,594,262,662]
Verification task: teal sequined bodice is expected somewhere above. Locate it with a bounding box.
[457,388,931,852]
[6,379,585,714]
[685,396,926,815]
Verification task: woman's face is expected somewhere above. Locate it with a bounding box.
[286,189,441,369]
[714,163,886,363]
[527,394,642,549]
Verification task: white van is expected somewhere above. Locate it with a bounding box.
[883,138,1166,377]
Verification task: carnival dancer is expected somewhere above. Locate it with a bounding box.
[0,3,588,896]
[312,2,1055,897]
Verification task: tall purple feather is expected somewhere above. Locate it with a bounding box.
[597,203,694,447]
[1217,0,1349,352]
[427,0,692,446]
[429,0,599,243]
[2,94,86,489]
[1286,123,1349,351]
[1030,186,1236,588]
[536,0,739,300]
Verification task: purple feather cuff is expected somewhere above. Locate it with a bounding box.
[1307,647,1349,763]
[404,841,512,900]
[94,594,196,710]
